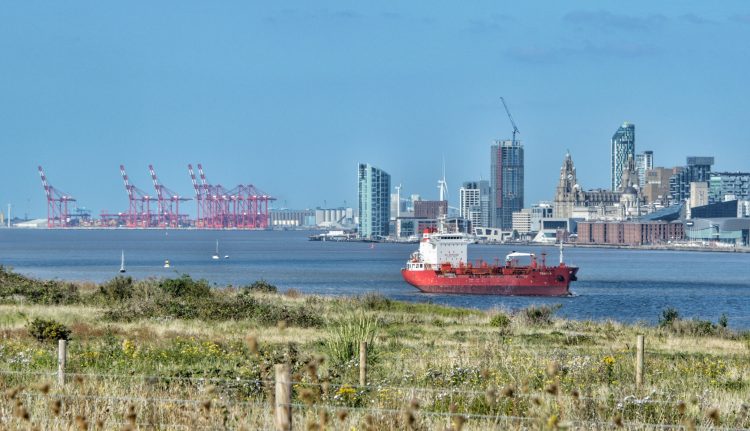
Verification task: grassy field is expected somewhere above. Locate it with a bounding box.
[1,266,749,430]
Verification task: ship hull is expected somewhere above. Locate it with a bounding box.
[401,266,577,296]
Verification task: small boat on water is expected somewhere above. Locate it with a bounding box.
[212,240,229,259]
[212,240,220,260]
[163,259,171,268]
[119,250,126,273]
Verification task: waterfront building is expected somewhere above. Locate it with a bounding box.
[554,152,640,220]
[315,207,354,227]
[358,163,391,239]
[459,180,490,228]
[414,200,447,219]
[635,151,654,189]
[611,122,636,191]
[709,172,750,203]
[670,157,714,202]
[511,211,531,235]
[490,139,524,229]
[270,209,316,227]
[577,220,684,246]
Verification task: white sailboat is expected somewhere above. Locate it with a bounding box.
[163,259,170,268]
[119,250,126,273]
[212,240,220,260]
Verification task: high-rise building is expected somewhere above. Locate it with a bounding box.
[490,140,524,230]
[358,163,390,239]
[709,172,750,203]
[459,180,490,228]
[611,122,636,191]
[669,157,714,202]
[635,150,653,189]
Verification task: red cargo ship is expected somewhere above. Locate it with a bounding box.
[401,229,577,296]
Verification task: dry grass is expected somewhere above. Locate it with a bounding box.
[1,285,748,429]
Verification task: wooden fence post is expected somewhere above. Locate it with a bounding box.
[58,339,67,387]
[359,341,368,387]
[274,364,291,431]
[635,334,644,389]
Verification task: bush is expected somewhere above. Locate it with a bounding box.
[489,313,511,329]
[659,307,680,327]
[159,275,211,298]
[0,266,80,305]
[98,276,134,302]
[523,304,561,326]
[242,280,277,293]
[27,318,71,342]
[719,313,728,328]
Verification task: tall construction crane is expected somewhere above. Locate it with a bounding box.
[149,164,191,228]
[500,97,520,146]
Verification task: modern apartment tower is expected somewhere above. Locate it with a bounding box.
[669,157,714,202]
[490,140,524,230]
[611,122,636,191]
[358,163,391,239]
[635,150,653,189]
[459,180,490,228]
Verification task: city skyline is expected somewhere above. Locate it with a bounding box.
[2,2,750,218]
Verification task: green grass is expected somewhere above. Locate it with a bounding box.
[0,267,748,429]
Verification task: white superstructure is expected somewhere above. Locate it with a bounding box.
[407,229,470,270]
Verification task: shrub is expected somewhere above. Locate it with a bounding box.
[27,318,71,342]
[0,266,80,305]
[98,276,134,302]
[242,280,277,293]
[719,313,728,328]
[159,275,211,298]
[361,293,393,310]
[489,313,511,329]
[659,307,680,327]
[523,304,561,326]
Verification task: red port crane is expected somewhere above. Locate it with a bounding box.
[189,163,275,229]
[38,166,76,228]
[149,164,191,228]
[120,165,155,228]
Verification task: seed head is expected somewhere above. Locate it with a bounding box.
[75,415,88,430]
[706,407,720,425]
[336,410,348,422]
[50,399,62,416]
[409,397,420,410]
[545,383,559,396]
[546,361,559,377]
[247,336,259,355]
[501,385,515,398]
[612,414,623,427]
[677,400,686,415]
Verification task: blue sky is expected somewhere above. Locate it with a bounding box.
[1,2,749,218]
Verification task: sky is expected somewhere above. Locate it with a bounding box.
[1,1,749,219]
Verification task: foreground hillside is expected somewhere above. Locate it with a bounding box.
[0,267,748,430]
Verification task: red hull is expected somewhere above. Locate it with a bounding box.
[401,265,577,296]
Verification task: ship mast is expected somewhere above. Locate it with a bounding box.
[559,241,564,265]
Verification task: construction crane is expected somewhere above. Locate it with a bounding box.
[500,97,520,146]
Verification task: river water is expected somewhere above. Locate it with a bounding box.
[1,229,748,328]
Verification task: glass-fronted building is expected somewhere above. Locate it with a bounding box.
[709,172,750,203]
[611,122,635,191]
[357,163,391,239]
[459,180,490,228]
[669,157,714,202]
[490,140,524,230]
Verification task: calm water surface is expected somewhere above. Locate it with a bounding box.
[1,229,749,328]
